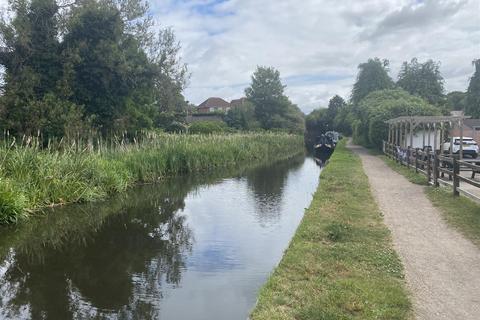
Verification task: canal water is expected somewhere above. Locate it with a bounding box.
[0,155,321,320]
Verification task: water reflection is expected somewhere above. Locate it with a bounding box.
[246,156,305,225]
[0,155,320,320]
[0,176,197,319]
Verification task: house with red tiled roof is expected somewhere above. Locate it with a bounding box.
[197,97,231,113]
[230,97,248,108]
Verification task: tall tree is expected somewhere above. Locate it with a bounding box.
[351,58,394,105]
[465,59,480,118]
[326,94,346,120]
[245,66,304,133]
[397,58,445,105]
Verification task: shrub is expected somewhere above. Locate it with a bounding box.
[188,121,228,134]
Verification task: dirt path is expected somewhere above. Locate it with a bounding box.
[348,143,480,320]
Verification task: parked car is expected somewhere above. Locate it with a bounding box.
[443,137,479,158]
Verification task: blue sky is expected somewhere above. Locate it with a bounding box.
[139,1,479,113]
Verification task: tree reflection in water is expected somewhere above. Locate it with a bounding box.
[245,155,305,225]
[0,156,313,319]
[0,175,200,319]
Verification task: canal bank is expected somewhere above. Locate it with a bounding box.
[250,141,411,319]
[0,133,303,224]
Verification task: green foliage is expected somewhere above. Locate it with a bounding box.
[305,95,349,147]
[446,91,466,112]
[351,58,394,105]
[0,0,189,137]
[397,58,445,105]
[245,66,305,134]
[165,121,188,133]
[188,121,228,134]
[0,133,304,223]
[465,59,480,118]
[0,178,28,224]
[224,101,261,130]
[355,89,440,148]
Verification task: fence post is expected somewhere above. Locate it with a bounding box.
[415,148,419,173]
[433,154,439,187]
[453,158,460,196]
[426,150,431,182]
[406,147,410,168]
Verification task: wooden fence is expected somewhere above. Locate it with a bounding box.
[383,141,480,196]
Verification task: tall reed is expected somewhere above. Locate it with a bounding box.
[0,132,304,224]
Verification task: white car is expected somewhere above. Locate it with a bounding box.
[443,137,479,158]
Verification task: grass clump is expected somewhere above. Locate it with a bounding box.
[426,187,480,247]
[0,132,304,223]
[250,140,411,320]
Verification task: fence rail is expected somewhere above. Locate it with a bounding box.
[383,141,480,197]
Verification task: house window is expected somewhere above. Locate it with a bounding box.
[210,107,214,112]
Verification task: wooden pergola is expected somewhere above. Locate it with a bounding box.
[385,115,469,159]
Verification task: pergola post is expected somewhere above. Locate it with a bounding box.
[459,119,464,160]
[427,123,431,148]
[440,122,445,155]
[409,120,414,148]
[422,124,426,150]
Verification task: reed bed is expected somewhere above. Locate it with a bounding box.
[0,132,304,224]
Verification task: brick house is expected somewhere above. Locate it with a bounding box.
[230,97,248,108]
[450,119,480,143]
[197,97,231,113]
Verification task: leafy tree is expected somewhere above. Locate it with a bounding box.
[305,108,330,148]
[0,0,68,135]
[354,89,441,148]
[351,58,394,105]
[0,0,189,137]
[224,101,260,130]
[445,91,466,111]
[397,58,445,105]
[326,95,346,118]
[245,66,304,133]
[465,59,480,118]
[150,28,189,116]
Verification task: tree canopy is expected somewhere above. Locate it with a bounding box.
[397,58,445,105]
[465,59,480,118]
[353,89,440,148]
[351,58,394,105]
[245,66,304,134]
[0,0,189,137]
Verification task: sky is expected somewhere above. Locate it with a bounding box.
[149,0,480,114]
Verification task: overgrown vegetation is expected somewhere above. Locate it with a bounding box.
[250,141,411,320]
[0,133,304,224]
[305,57,479,149]
[0,0,189,137]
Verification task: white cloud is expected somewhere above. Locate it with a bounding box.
[150,0,479,113]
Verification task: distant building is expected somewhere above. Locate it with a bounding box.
[197,97,231,113]
[450,119,480,143]
[230,97,248,108]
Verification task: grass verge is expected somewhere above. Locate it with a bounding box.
[250,141,411,320]
[379,154,480,247]
[0,133,304,224]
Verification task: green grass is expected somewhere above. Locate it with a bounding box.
[379,154,480,247]
[0,132,304,224]
[250,141,411,320]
